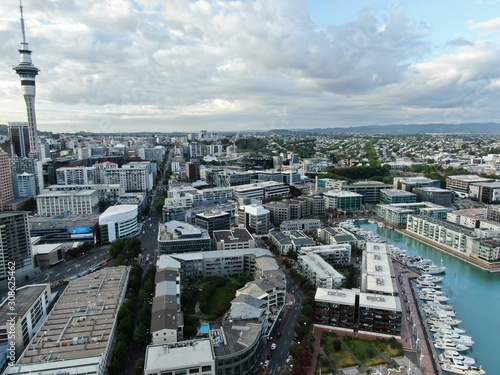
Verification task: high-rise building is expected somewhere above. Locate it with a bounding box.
[10,156,44,195]
[0,149,15,210]
[8,122,30,157]
[0,211,34,283]
[13,2,40,160]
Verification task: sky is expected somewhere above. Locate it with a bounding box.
[1,0,500,134]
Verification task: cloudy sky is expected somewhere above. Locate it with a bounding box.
[1,0,500,134]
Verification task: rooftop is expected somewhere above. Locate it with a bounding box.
[145,339,214,371]
[212,228,254,243]
[0,284,48,325]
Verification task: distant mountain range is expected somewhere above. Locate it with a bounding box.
[298,122,500,134]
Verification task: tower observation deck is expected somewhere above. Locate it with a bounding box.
[13,1,40,160]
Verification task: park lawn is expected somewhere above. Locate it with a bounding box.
[343,337,385,367]
[373,339,404,358]
[321,332,357,369]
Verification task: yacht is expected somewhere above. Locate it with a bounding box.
[417,274,444,283]
[424,301,454,311]
[439,350,476,366]
[434,332,474,347]
[427,316,462,326]
[419,263,446,274]
[434,339,469,351]
[429,323,466,334]
[416,280,442,289]
[440,361,485,374]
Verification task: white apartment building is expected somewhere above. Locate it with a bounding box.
[237,204,272,235]
[297,252,345,289]
[36,190,99,217]
[104,162,153,192]
[56,166,98,185]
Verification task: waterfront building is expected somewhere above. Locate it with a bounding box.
[361,243,397,296]
[99,205,139,243]
[0,284,52,358]
[375,204,416,228]
[314,288,357,330]
[413,187,454,206]
[158,221,212,254]
[36,190,99,217]
[446,208,487,229]
[358,293,402,336]
[406,215,493,261]
[323,190,363,211]
[317,226,365,249]
[341,181,392,204]
[380,189,417,204]
[212,228,255,250]
[445,174,494,195]
[0,212,33,283]
[5,267,130,375]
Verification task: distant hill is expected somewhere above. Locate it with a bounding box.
[301,123,500,135]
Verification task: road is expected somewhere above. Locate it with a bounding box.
[264,273,303,375]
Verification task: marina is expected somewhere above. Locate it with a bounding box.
[353,220,500,373]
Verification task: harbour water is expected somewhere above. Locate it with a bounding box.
[357,221,500,373]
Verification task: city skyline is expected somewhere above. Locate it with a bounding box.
[1,1,500,134]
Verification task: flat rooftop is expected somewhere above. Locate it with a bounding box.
[10,267,130,370]
[145,339,214,371]
[212,228,254,244]
[209,319,263,357]
[29,215,99,230]
[0,284,48,325]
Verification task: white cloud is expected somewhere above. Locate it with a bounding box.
[1,1,500,132]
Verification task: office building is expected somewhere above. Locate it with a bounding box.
[212,228,256,250]
[380,189,417,204]
[0,212,33,283]
[469,181,500,204]
[36,190,99,217]
[445,175,494,195]
[99,205,139,243]
[0,284,52,358]
[236,205,271,235]
[195,210,231,236]
[341,181,392,204]
[10,156,44,195]
[413,187,454,206]
[158,221,212,254]
[56,166,98,185]
[393,177,440,192]
[323,190,363,211]
[13,172,37,198]
[0,149,15,210]
[8,122,30,158]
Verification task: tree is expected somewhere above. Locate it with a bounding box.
[134,359,145,375]
[133,321,150,345]
[332,338,342,351]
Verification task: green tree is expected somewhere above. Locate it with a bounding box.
[134,359,145,375]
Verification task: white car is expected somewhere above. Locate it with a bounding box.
[270,343,276,350]
[263,360,270,368]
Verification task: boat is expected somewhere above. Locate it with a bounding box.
[434,332,474,347]
[434,339,469,351]
[416,280,442,289]
[424,301,454,311]
[440,361,485,374]
[439,350,476,366]
[429,323,466,334]
[417,274,444,283]
[419,258,446,274]
[427,316,462,326]
[418,292,449,302]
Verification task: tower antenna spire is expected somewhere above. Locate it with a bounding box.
[19,0,27,44]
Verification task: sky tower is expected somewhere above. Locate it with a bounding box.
[13,0,40,160]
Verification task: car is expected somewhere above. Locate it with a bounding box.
[267,353,272,360]
[263,360,270,368]
[270,343,276,350]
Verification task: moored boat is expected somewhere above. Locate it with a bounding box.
[434,339,469,351]
[439,350,475,366]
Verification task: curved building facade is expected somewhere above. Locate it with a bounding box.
[99,205,138,243]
